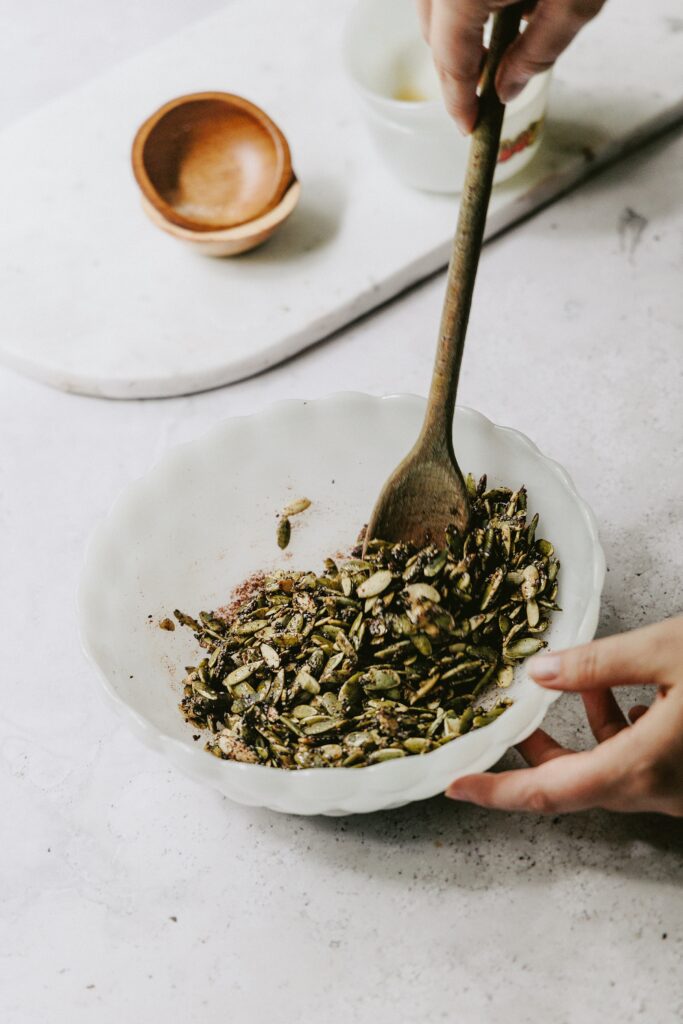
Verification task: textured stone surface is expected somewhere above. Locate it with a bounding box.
[1,3,682,1022]
[1,0,683,396]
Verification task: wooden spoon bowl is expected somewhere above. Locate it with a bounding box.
[131,91,299,255]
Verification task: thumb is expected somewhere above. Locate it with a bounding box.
[527,620,675,692]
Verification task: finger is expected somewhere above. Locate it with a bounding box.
[628,704,649,724]
[415,0,431,42]
[516,728,572,766]
[429,0,491,134]
[496,0,605,102]
[581,689,628,743]
[527,618,681,693]
[446,744,621,814]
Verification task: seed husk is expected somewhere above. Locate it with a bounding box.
[171,476,559,768]
[174,609,200,631]
[405,582,441,604]
[521,564,540,600]
[282,497,311,517]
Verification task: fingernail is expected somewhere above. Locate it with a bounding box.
[445,783,469,801]
[528,653,561,681]
[498,77,527,104]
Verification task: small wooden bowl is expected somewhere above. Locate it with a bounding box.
[131,92,299,255]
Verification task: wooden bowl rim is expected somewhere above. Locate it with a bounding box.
[140,178,301,245]
[131,91,294,232]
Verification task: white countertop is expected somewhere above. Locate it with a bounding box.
[2,3,682,1023]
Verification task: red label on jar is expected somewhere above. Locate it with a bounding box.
[498,118,544,164]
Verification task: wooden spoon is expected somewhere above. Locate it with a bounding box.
[363,6,523,552]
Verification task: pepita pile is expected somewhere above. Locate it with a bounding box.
[172,476,560,769]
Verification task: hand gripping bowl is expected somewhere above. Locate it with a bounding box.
[78,395,604,815]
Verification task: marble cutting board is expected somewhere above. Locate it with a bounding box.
[1,0,682,399]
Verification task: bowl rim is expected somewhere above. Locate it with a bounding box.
[342,0,551,119]
[77,393,606,801]
[131,90,295,233]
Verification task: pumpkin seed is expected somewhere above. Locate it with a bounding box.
[193,680,219,701]
[303,718,339,736]
[291,704,318,719]
[480,567,505,610]
[368,748,406,763]
[504,637,545,660]
[403,737,430,754]
[321,692,342,717]
[411,633,433,656]
[234,619,268,635]
[225,661,263,688]
[357,570,393,598]
[496,665,514,688]
[344,730,374,750]
[364,667,401,691]
[260,643,281,669]
[276,517,291,550]
[424,551,447,577]
[296,668,320,695]
[526,598,540,627]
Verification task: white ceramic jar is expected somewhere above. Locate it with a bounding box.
[343,0,551,192]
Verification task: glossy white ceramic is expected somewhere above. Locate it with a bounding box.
[78,394,604,815]
[344,0,551,192]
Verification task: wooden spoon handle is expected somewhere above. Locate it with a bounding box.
[422,4,523,445]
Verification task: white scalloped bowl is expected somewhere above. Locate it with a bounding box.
[78,394,604,815]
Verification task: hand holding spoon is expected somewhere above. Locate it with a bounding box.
[364,5,523,552]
